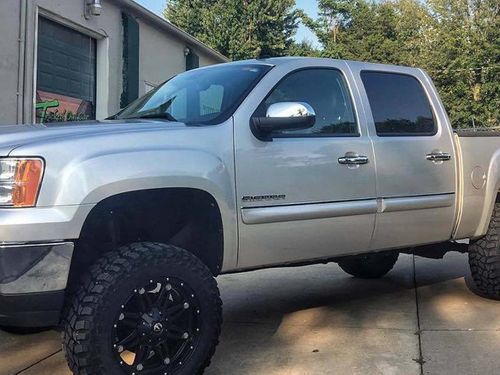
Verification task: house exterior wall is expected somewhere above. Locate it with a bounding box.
[0,0,226,126]
[0,0,24,125]
[137,19,185,95]
[138,20,221,96]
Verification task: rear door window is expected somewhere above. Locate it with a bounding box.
[361,72,436,136]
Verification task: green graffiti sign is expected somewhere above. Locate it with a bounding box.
[35,99,59,124]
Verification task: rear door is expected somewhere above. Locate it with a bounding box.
[351,64,457,249]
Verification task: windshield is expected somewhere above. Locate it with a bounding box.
[115,63,272,125]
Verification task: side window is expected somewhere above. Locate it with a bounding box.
[262,69,358,136]
[361,71,436,136]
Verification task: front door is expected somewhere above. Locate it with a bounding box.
[355,68,457,249]
[234,64,378,269]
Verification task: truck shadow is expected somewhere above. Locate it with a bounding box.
[206,252,488,375]
[3,253,494,375]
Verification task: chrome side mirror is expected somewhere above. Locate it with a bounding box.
[251,102,316,141]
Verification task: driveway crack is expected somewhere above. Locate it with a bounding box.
[15,349,62,375]
[412,253,426,374]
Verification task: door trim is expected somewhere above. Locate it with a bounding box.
[378,193,455,213]
[241,199,377,224]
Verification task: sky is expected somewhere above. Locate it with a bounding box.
[133,0,320,47]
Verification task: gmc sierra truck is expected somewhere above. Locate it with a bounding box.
[0,57,498,375]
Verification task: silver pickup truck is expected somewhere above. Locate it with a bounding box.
[0,57,499,375]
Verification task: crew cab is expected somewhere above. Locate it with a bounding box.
[0,57,498,375]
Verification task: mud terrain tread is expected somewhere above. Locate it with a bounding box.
[62,242,222,375]
[468,202,500,299]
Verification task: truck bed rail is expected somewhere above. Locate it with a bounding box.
[455,127,500,137]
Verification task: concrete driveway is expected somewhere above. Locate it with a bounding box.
[1,252,499,375]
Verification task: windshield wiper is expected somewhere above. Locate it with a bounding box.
[125,112,177,122]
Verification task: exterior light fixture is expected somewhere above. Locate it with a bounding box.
[184,47,191,56]
[84,0,102,19]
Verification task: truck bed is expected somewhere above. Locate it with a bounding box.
[455,127,500,137]
[453,130,500,240]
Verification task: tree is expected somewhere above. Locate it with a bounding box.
[164,0,300,60]
[165,0,498,127]
[420,0,500,128]
[288,40,320,57]
[303,0,499,128]
[302,0,421,64]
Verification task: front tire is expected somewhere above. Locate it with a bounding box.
[468,202,500,300]
[63,242,222,375]
[338,251,399,279]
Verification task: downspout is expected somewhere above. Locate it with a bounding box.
[16,0,27,124]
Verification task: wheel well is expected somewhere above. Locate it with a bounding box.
[68,188,224,288]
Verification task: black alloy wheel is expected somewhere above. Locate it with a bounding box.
[113,277,202,374]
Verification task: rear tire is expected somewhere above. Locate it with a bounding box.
[468,202,500,300]
[63,242,222,375]
[338,252,399,279]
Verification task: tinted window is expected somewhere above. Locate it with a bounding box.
[361,72,436,136]
[262,69,358,136]
[116,64,271,125]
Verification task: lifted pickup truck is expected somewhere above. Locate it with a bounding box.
[0,57,499,375]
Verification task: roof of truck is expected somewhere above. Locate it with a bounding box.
[211,56,424,78]
[249,56,419,70]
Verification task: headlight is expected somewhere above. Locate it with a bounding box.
[0,158,44,207]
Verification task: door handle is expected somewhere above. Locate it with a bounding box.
[426,152,451,162]
[338,154,369,165]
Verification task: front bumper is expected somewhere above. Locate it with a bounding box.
[0,242,73,327]
[0,290,65,327]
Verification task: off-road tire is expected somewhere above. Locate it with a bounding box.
[468,202,500,300]
[338,251,399,279]
[62,242,222,375]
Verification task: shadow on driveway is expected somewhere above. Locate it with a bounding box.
[1,253,498,375]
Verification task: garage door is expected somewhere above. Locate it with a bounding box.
[36,17,96,124]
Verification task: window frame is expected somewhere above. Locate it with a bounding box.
[360,70,438,137]
[252,67,361,139]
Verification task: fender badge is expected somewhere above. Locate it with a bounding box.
[242,194,286,202]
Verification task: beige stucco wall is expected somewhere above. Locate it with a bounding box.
[199,51,221,68]
[138,19,223,96]
[0,0,24,125]
[0,0,225,125]
[138,19,186,95]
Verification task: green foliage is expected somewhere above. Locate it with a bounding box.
[165,0,498,127]
[164,0,300,60]
[306,0,499,128]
